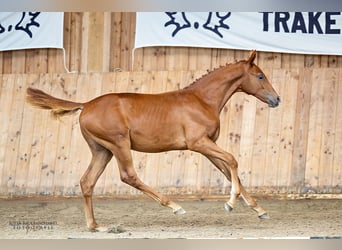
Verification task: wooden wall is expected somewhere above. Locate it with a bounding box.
[0,12,341,74]
[0,69,341,196]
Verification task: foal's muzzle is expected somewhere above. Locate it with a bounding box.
[267,95,281,108]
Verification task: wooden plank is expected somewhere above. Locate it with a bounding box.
[249,101,271,190]
[102,12,111,72]
[209,49,220,69]
[127,12,136,71]
[38,49,48,73]
[67,12,83,73]
[237,94,257,189]
[0,74,15,194]
[233,50,247,65]
[54,48,65,73]
[37,74,59,195]
[187,48,198,70]
[13,74,38,195]
[11,50,26,73]
[166,47,189,70]
[157,48,168,71]
[290,69,312,192]
[87,12,105,72]
[257,52,281,69]
[62,12,71,71]
[132,48,143,71]
[109,13,122,71]
[80,12,90,73]
[263,68,283,191]
[317,69,338,191]
[319,55,329,68]
[2,51,13,73]
[332,69,342,189]
[3,75,27,194]
[280,53,291,68]
[304,55,321,68]
[51,74,78,195]
[47,49,57,73]
[276,69,299,191]
[26,74,47,195]
[25,50,38,73]
[139,48,156,72]
[119,13,133,71]
[196,48,213,70]
[0,53,3,72]
[305,69,325,190]
[328,56,339,68]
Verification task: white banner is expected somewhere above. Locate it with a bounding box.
[0,12,63,51]
[135,12,342,55]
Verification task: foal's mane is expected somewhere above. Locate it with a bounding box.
[182,59,246,90]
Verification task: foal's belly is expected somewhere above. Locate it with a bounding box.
[129,128,188,153]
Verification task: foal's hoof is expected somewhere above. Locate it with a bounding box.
[90,226,109,233]
[258,213,270,219]
[224,202,233,213]
[107,226,127,234]
[174,207,186,215]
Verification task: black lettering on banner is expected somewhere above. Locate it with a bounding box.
[275,12,290,33]
[291,12,307,33]
[325,12,341,34]
[164,12,191,37]
[308,12,323,34]
[0,12,41,38]
[202,12,231,38]
[0,23,5,33]
[261,12,341,34]
[262,12,272,31]
[164,12,231,38]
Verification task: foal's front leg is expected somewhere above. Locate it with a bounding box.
[189,136,242,210]
[206,156,269,218]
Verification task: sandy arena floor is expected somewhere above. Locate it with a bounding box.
[0,196,341,239]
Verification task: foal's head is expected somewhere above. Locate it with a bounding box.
[238,50,280,108]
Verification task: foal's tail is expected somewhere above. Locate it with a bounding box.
[26,87,84,118]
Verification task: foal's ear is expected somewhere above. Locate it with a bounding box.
[246,50,257,65]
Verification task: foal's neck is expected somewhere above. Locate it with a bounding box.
[184,63,246,114]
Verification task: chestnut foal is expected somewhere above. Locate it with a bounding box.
[27,50,280,231]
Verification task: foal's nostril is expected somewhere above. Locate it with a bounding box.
[277,96,281,102]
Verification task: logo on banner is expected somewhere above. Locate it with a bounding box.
[0,12,41,38]
[165,12,231,38]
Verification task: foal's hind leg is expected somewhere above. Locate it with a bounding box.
[80,141,113,231]
[110,138,185,215]
[206,156,269,218]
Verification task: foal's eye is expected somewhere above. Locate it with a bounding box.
[257,73,264,80]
